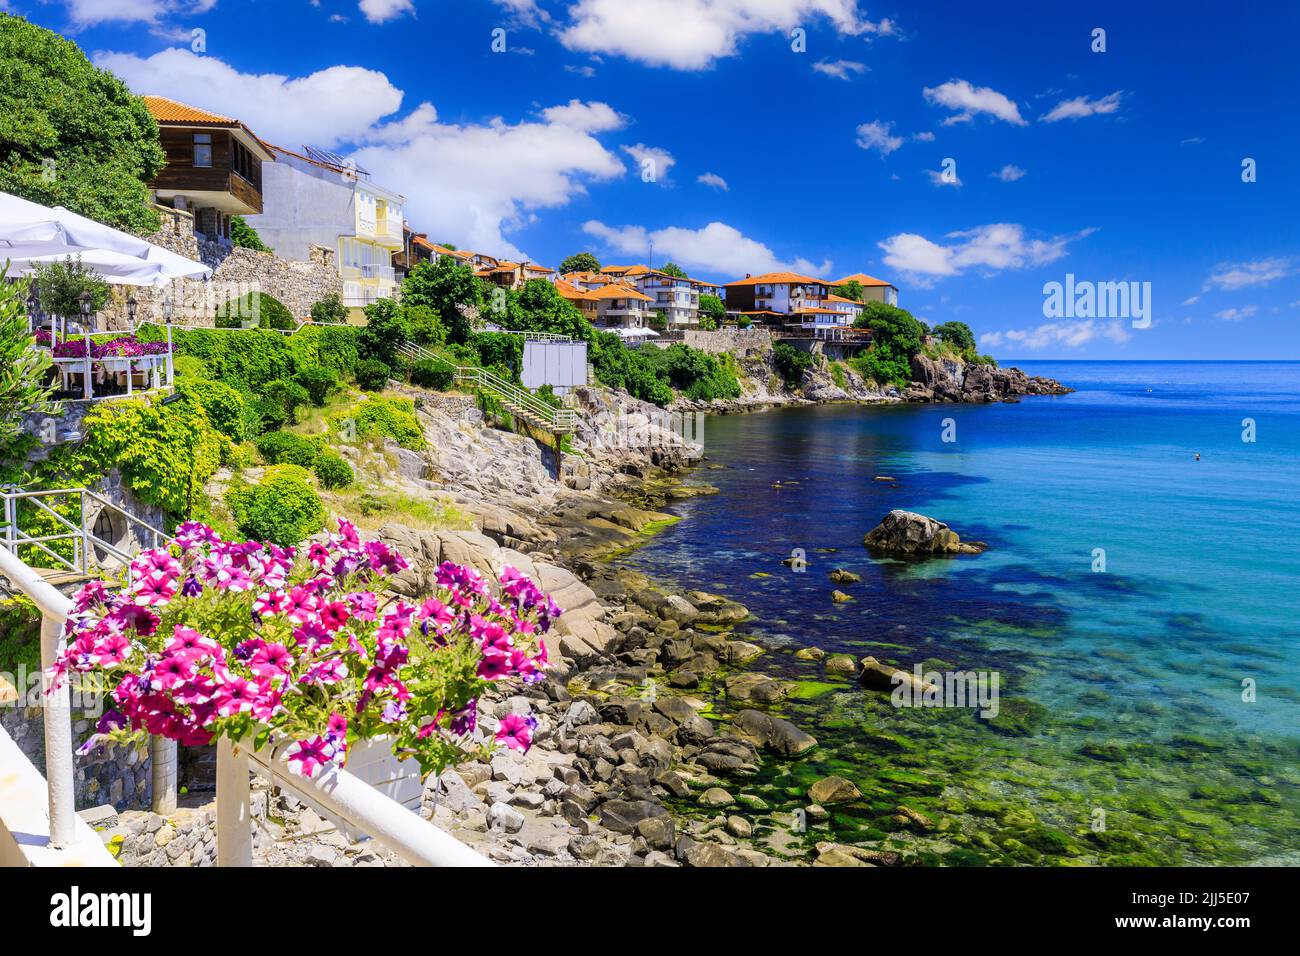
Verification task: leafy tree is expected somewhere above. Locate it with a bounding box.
[558,252,601,274]
[514,280,591,339]
[0,271,56,460]
[852,302,928,388]
[401,258,481,344]
[230,216,271,252]
[835,279,864,302]
[699,293,726,327]
[31,257,110,317]
[0,15,164,233]
[310,294,348,326]
[933,320,977,353]
[404,304,446,346]
[659,262,687,278]
[357,297,408,368]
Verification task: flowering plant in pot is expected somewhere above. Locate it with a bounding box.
[49,519,557,778]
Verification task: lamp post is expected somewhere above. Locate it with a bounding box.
[163,297,175,388]
[78,291,93,400]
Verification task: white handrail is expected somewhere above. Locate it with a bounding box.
[398,342,577,431]
[0,543,492,867]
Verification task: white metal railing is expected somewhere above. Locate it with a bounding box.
[0,543,492,867]
[0,485,171,575]
[398,342,577,432]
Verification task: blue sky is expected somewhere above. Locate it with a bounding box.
[9,0,1299,359]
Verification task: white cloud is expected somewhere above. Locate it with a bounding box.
[556,0,894,70]
[923,79,1026,126]
[926,167,962,187]
[491,0,550,27]
[912,131,935,142]
[1213,305,1258,322]
[98,49,625,263]
[1040,91,1123,122]
[1203,257,1294,291]
[352,105,626,260]
[539,99,626,132]
[855,120,904,156]
[96,49,404,148]
[697,172,729,191]
[1181,136,1204,145]
[994,164,1026,182]
[813,59,867,81]
[621,143,675,183]
[1182,295,1200,305]
[584,220,829,278]
[358,0,413,23]
[565,64,597,78]
[980,320,1131,351]
[62,0,176,24]
[880,223,1091,280]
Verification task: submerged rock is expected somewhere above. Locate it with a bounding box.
[829,568,861,584]
[808,775,861,805]
[862,509,986,556]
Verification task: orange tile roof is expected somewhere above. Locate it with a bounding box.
[725,271,831,287]
[832,273,895,288]
[144,95,237,125]
[587,282,652,302]
[795,307,841,315]
[826,294,864,304]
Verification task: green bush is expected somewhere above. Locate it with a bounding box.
[177,378,246,443]
[254,430,319,468]
[310,293,348,326]
[215,291,295,331]
[295,366,338,406]
[226,464,326,547]
[313,451,353,489]
[264,378,310,424]
[230,216,271,252]
[247,395,288,434]
[153,327,296,392]
[409,358,454,390]
[344,396,425,450]
[287,324,360,378]
[355,359,390,391]
[773,342,815,390]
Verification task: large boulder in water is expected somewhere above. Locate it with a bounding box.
[863,510,986,556]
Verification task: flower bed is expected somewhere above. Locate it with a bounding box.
[49,519,557,779]
[51,335,169,359]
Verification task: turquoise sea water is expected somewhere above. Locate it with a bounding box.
[621,361,1300,864]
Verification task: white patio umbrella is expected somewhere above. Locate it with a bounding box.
[0,189,210,285]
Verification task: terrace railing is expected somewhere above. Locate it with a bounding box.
[0,523,493,868]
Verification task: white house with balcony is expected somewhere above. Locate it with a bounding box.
[243,144,406,319]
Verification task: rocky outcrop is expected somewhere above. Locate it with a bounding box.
[906,353,1070,404]
[863,509,986,556]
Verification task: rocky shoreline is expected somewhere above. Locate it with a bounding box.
[172,372,1072,868]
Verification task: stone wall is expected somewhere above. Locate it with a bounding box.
[99,205,343,331]
[682,327,773,356]
[110,805,217,867]
[0,704,153,811]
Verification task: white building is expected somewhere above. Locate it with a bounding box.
[244,144,405,318]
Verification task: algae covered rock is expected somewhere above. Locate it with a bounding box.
[863,509,986,556]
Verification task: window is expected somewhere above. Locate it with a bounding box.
[193,133,212,168]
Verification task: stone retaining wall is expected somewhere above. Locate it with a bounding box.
[99,205,343,330]
[681,328,773,355]
[0,704,152,811]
